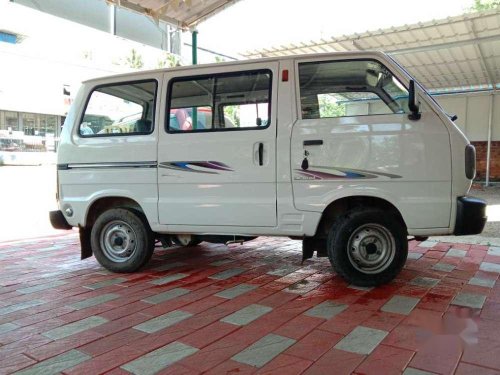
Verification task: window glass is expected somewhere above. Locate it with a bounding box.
[167,70,271,132]
[80,80,157,136]
[299,60,408,119]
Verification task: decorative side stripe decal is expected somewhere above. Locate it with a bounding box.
[295,166,402,180]
[59,162,157,170]
[159,161,233,174]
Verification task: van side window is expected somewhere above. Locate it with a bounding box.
[167,70,271,132]
[79,80,157,137]
[298,60,409,120]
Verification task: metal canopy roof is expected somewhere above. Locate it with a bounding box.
[243,9,500,92]
[108,0,240,29]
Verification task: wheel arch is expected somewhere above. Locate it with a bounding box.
[84,196,145,228]
[314,195,407,238]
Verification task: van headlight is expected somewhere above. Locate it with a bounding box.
[465,144,476,180]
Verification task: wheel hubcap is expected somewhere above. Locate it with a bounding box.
[347,223,396,274]
[100,220,137,262]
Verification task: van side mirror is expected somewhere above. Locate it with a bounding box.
[256,117,262,126]
[408,80,421,121]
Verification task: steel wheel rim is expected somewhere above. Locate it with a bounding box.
[100,220,137,262]
[347,223,396,274]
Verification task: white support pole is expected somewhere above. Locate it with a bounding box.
[486,93,494,186]
[109,3,116,36]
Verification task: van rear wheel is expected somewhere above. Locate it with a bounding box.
[91,208,154,272]
[327,208,407,287]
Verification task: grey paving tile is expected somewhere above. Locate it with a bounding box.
[403,367,437,375]
[0,299,45,316]
[381,295,420,315]
[451,292,487,309]
[468,277,496,288]
[419,241,438,248]
[133,310,192,333]
[407,252,423,260]
[432,263,455,272]
[334,326,388,355]
[210,259,234,266]
[221,304,272,326]
[446,249,467,258]
[410,277,440,288]
[304,300,348,320]
[480,262,500,273]
[69,293,119,310]
[0,322,19,334]
[215,284,257,299]
[84,277,127,290]
[267,266,300,277]
[142,288,190,304]
[150,273,189,286]
[152,262,187,272]
[18,280,67,294]
[488,246,500,256]
[232,334,295,368]
[14,349,90,375]
[209,268,246,280]
[42,316,108,340]
[121,341,198,375]
[37,244,66,252]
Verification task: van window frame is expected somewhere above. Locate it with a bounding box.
[78,78,158,138]
[297,58,409,121]
[165,69,273,134]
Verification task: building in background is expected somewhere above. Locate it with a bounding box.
[0,0,229,153]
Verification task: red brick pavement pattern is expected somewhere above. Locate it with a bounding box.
[0,235,498,374]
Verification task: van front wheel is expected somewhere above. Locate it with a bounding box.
[327,208,407,287]
[91,208,154,272]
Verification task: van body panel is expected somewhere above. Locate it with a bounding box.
[291,56,452,230]
[57,73,162,227]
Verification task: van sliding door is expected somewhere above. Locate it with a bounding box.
[157,63,279,227]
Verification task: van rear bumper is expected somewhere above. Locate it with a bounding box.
[454,196,487,235]
[49,210,73,230]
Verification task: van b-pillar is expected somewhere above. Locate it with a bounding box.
[191,28,198,129]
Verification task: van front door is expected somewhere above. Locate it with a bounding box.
[158,63,278,227]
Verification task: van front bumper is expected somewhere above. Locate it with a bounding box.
[49,210,73,230]
[454,196,487,235]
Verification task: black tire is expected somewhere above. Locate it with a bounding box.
[327,208,407,287]
[90,208,154,272]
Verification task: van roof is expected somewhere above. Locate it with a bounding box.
[83,50,389,84]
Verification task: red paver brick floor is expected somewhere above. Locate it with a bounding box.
[0,235,499,374]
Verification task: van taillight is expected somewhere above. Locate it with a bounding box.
[465,144,476,180]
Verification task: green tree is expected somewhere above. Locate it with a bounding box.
[469,0,500,11]
[157,53,180,68]
[214,56,226,63]
[126,49,144,69]
[318,94,346,118]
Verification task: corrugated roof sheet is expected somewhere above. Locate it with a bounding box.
[243,9,500,92]
[110,0,240,29]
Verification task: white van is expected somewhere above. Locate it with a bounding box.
[50,52,487,286]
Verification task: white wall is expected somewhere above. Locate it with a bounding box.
[435,91,499,142]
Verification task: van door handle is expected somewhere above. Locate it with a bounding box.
[304,140,323,146]
[258,143,264,166]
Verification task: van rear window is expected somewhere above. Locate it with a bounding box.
[167,70,272,133]
[79,80,157,137]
